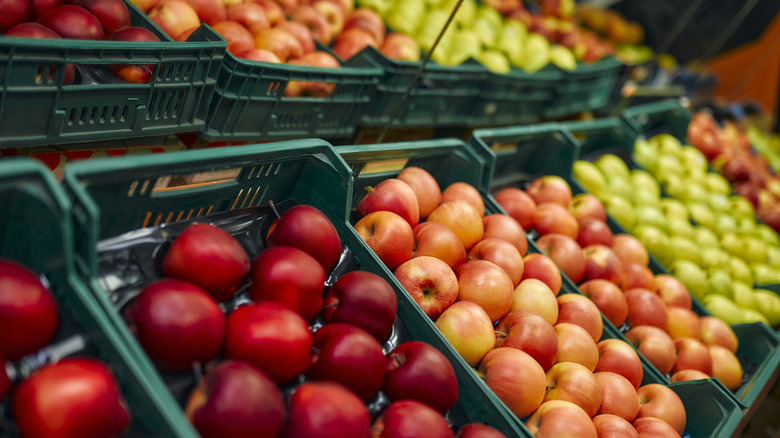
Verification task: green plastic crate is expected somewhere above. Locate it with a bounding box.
[0,159,197,437]
[0,1,225,149]
[544,57,624,119]
[63,139,528,437]
[471,66,562,127]
[622,99,692,140]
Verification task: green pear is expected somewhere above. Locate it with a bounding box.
[661,174,687,200]
[753,290,780,327]
[680,146,708,172]
[359,0,394,14]
[602,194,637,231]
[477,50,510,74]
[741,308,770,325]
[606,176,634,203]
[450,0,476,28]
[653,154,684,181]
[700,246,732,271]
[475,4,503,29]
[667,218,695,239]
[752,263,780,285]
[631,169,661,198]
[733,215,757,235]
[707,193,731,213]
[729,257,753,286]
[688,202,717,230]
[550,45,577,71]
[670,235,702,265]
[520,33,550,72]
[732,281,758,310]
[497,19,527,63]
[472,17,499,47]
[756,224,780,247]
[447,30,482,66]
[682,182,709,204]
[633,224,673,266]
[705,172,732,196]
[594,154,631,181]
[387,0,426,35]
[650,134,682,157]
[729,196,755,218]
[573,160,607,197]
[635,205,668,232]
[713,214,738,236]
[671,260,708,301]
[743,236,769,264]
[703,295,744,325]
[705,269,734,300]
[633,187,661,207]
[660,198,689,222]
[693,226,720,249]
[633,139,659,173]
[767,247,780,268]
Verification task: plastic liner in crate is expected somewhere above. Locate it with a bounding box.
[63,139,528,437]
[200,40,383,142]
[0,1,225,149]
[544,57,624,119]
[0,159,198,437]
[622,99,692,140]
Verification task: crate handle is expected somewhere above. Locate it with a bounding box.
[359,158,409,175]
[151,168,242,195]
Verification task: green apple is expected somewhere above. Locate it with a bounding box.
[633,187,661,207]
[359,0,394,14]
[729,196,755,218]
[756,224,780,247]
[705,269,734,300]
[447,30,482,66]
[713,214,738,236]
[767,248,780,268]
[733,215,757,235]
[684,167,708,187]
[386,0,426,35]
[687,202,717,230]
[497,19,527,63]
[550,45,577,71]
[700,246,732,271]
[667,218,695,239]
[661,174,687,200]
[449,0,476,28]
[631,169,661,197]
[682,182,709,204]
[472,17,499,47]
[475,4,502,27]
[707,193,731,213]
[635,205,668,232]
[650,134,682,157]
[741,308,770,325]
[653,154,684,181]
[633,224,673,266]
[633,139,659,173]
[660,198,689,222]
[670,235,701,265]
[752,264,780,285]
[729,256,753,286]
[703,294,743,325]
[679,146,708,172]
[573,160,607,197]
[602,194,637,231]
[705,173,732,196]
[693,226,721,249]
[520,32,550,72]
[743,236,769,264]
[753,290,780,327]
[606,176,634,203]
[671,260,708,302]
[477,50,510,74]
[594,154,631,181]
[732,281,758,310]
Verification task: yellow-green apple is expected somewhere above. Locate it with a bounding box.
[625,288,668,330]
[266,204,342,271]
[633,225,673,266]
[669,369,710,383]
[254,27,304,62]
[394,256,458,320]
[291,5,331,43]
[313,0,346,40]
[570,193,607,224]
[753,289,780,327]
[277,21,316,54]
[554,323,599,371]
[333,27,378,60]
[573,160,608,197]
[380,32,421,62]
[624,326,676,375]
[148,0,200,40]
[456,260,513,322]
[522,253,562,296]
[595,339,644,390]
[355,211,414,271]
[357,178,420,228]
[707,345,743,391]
[286,382,370,437]
[536,233,586,283]
[666,307,701,341]
[383,341,458,413]
[534,203,579,239]
[636,384,686,435]
[213,20,255,55]
[495,309,558,371]
[632,417,681,438]
[320,271,397,341]
[579,279,628,327]
[442,182,485,217]
[427,200,484,250]
[577,218,614,248]
[456,423,507,438]
[412,221,467,270]
[478,347,547,418]
[699,316,738,353]
[227,1,269,35]
[556,293,603,342]
[343,7,385,45]
[397,166,441,219]
[494,187,537,230]
[509,279,558,325]
[527,175,573,208]
[371,400,453,438]
[526,400,598,438]
[483,214,528,256]
[468,238,524,286]
[436,301,495,367]
[544,362,602,417]
[185,360,284,438]
[653,274,692,309]
[581,244,623,285]
[672,338,712,376]
[593,372,639,422]
[611,234,649,266]
[602,195,637,231]
[592,414,639,438]
[620,262,656,292]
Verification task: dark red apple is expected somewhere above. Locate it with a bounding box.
[0,351,11,401]
[576,218,613,248]
[30,0,62,19]
[371,400,454,438]
[356,178,420,229]
[0,260,59,361]
[0,0,30,33]
[224,302,313,385]
[185,360,285,438]
[320,271,398,341]
[286,382,371,438]
[4,22,76,85]
[73,0,130,35]
[38,5,105,40]
[457,423,507,437]
[266,204,342,271]
[383,341,458,413]
[109,27,161,83]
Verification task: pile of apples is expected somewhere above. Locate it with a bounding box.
[351,168,693,436]
[0,259,131,437]
[123,203,507,437]
[1,0,162,84]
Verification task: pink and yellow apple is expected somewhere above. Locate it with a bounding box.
[395,256,458,320]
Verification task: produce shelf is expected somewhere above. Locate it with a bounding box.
[545,57,624,119]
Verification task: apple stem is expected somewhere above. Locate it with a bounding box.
[494,330,507,337]
[475,369,486,380]
[268,200,281,219]
[365,186,375,194]
[320,303,339,310]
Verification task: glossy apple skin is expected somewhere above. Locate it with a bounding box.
[427,200,484,250]
[0,260,59,361]
[579,279,628,327]
[333,27,378,60]
[162,223,250,302]
[254,27,304,61]
[224,302,312,385]
[30,0,62,19]
[248,246,325,321]
[666,307,702,341]
[5,21,61,38]
[290,4,330,44]
[522,253,562,296]
[227,1,269,35]
[672,337,713,376]
[395,256,458,320]
[534,203,579,239]
[612,234,649,266]
[180,0,226,26]
[535,233,586,284]
[592,414,639,438]
[625,326,676,375]
[495,309,558,371]
[456,260,514,322]
[12,358,130,438]
[186,360,285,438]
[557,293,603,343]
[0,0,31,33]
[442,182,485,217]
[699,316,738,353]
[383,341,458,413]
[570,193,607,224]
[286,382,370,438]
[213,20,255,55]
[73,0,130,35]
[479,347,547,418]
[527,175,572,208]
[594,371,639,422]
[707,345,743,391]
[307,323,386,400]
[494,187,537,230]
[436,300,495,367]
[397,166,442,219]
[371,400,454,438]
[653,274,692,309]
[624,288,668,330]
[469,238,524,286]
[355,210,414,271]
[509,278,558,325]
[669,369,711,383]
[38,5,105,40]
[632,416,680,438]
[109,27,161,83]
[457,423,507,438]
[555,323,599,371]
[343,7,385,46]
[357,178,420,228]
[636,384,686,435]
[577,218,614,248]
[620,262,656,292]
[321,271,397,341]
[413,222,467,270]
[483,214,528,256]
[277,20,315,54]
[544,361,602,417]
[267,204,342,271]
[237,48,281,62]
[525,400,598,438]
[581,244,623,285]
[595,339,644,390]
[148,0,200,40]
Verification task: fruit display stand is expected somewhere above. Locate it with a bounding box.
[622,99,692,141]
[544,57,624,120]
[0,1,225,149]
[62,139,527,437]
[0,159,198,437]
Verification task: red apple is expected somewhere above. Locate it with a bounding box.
[266,204,342,271]
[355,210,414,271]
[213,20,255,54]
[527,175,572,208]
[442,182,485,217]
[579,279,628,327]
[227,1,269,35]
[526,400,598,438]
[699,316,738,353]
[254,0,284,25]
[291,4,331,44]
[478,347,547,418]
[224,302,312,385]
[383,341,458,413]
[12,358,129,438]
[185,360,285,438]
[128,0,162,12]
[468,238,524,286]
[0,0,30,33]
[343,7,385,45]
[708,345,743,391]
[413,222,467,270]
[274,0,299,14]
[456,260,514,322]
[276,21,316,54]
[544,361,602,417]
[592,414,640,438]
[594,372,639,422]
[636,384,686,435]
[357,178,420,229]
[625,288,668,330]
[73,0,130,35]
[371,400,454,438]
[30,0,60,20]
[570,193,607,224]
[653,274,691,309]
[494,187,537,230]
[397,166,442,220]
[620,262,656,292]
[286,382,370,438]
[495,309,558,371]
[534,203,579,239]
[237,48,281,62]
[109,27,161,84]
[0,260,59,361]
[632,416,680,438]
[0,351,10,401]
[611,234,649,266]
[128,279,225,372]
[666,307,701,341]
[427,200,484,250]
[38,5,104,39]
[556,293,603,342]
[284,51,340,97]
[333,27,378,60]
[5,22,61,38]
[581,244,623,285]
[522,253,562,296]
[313,0,345,42]
[577,218,614,248]
[509,278,558,325]
[435,300,495,367]
[595,339,644,390]
[669,369,710,383]
[381,31,421,61]
[457,423,507,438]
[254,27,304,62]
[148,0,200,40]
[180,0,226,25]
[321,271,397,341]
[555,322,599,371]
[483,214,528,256]
[624,326,676,375]
[395,256,458,320]
[672,337,712,376]
[535,233,586,283]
